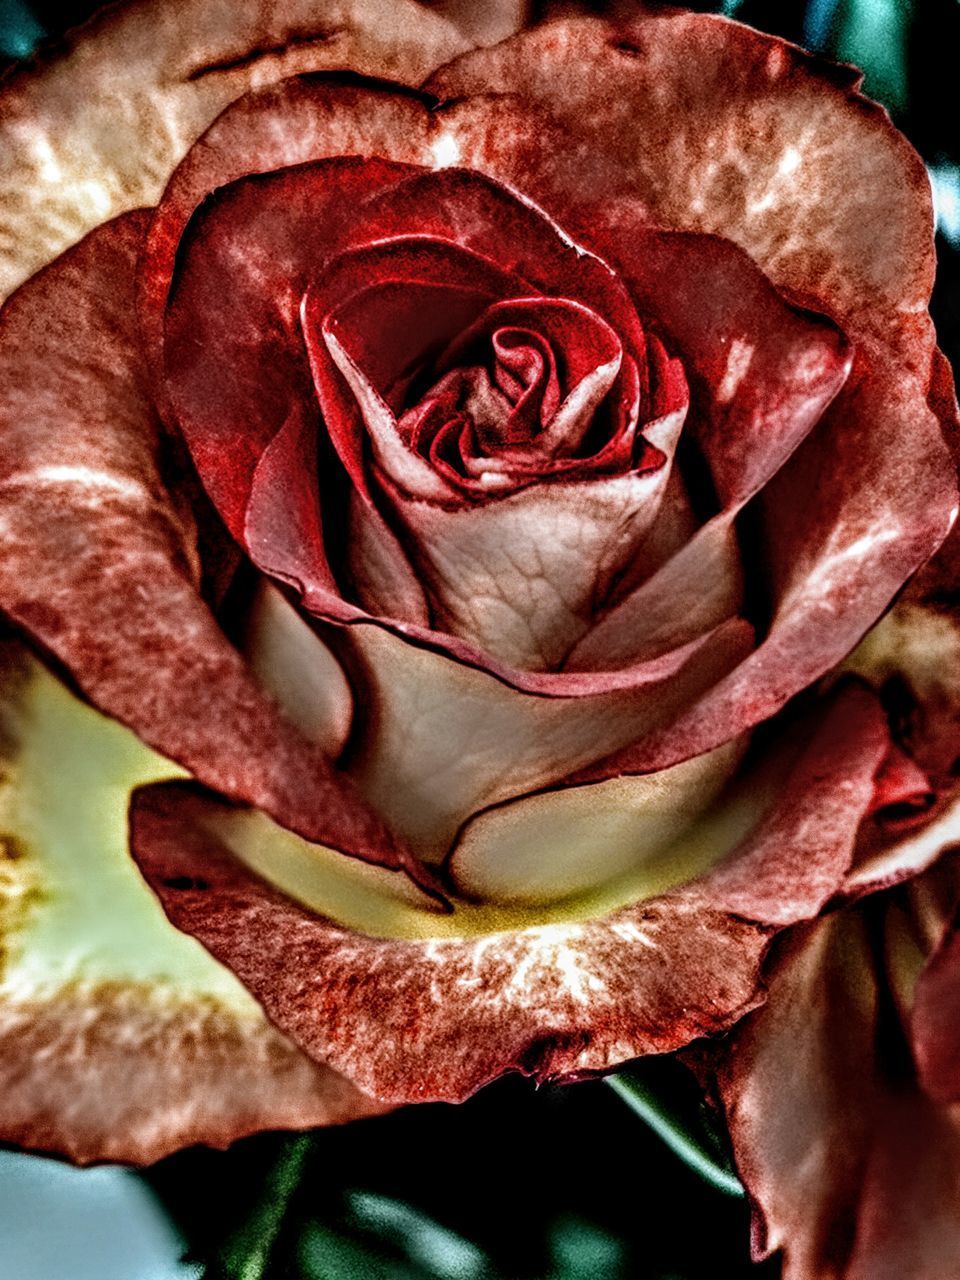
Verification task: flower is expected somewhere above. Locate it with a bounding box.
[0,0,956,1169]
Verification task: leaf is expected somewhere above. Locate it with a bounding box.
[607,1062,745,1199]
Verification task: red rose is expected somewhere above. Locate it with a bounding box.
[0,0,956,1185]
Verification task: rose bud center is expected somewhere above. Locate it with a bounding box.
[302,244,691,672]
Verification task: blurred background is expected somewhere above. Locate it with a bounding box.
[0,1,957,1277]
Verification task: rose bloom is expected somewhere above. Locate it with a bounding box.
[1,0,959,1273]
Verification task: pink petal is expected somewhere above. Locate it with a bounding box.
[0,988,384,1166]
[713,866,960,1280]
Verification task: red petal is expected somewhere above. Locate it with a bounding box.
[161,156,420,537]
[584,226,851,507]
[0,212,425,879]
[426,14,936,345]
[129,681,886,1100]
[714,875,960,1280]
[0,988,384,1165]
[869,744,935,824]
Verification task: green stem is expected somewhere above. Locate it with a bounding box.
[606,1076,746,1199]
[212,1134,312,1280]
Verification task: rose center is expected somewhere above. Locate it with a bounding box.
[304,259,690,672]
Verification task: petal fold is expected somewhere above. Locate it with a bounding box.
[129,682,888,1102]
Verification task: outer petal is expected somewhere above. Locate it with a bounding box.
[581,353,956,776]
[0,0,469,296]
[913,917,960,1106]
[567,227,851,671]
[416,0,528,46]
[841,546,960,894]
[425,14,935,344]
[0,645,384,1165]
[0,210,426,880]
[713,867,960,1280]
[130,683,888,1102]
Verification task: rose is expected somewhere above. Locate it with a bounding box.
[701,532,960,1278]
[0,0,956,1174]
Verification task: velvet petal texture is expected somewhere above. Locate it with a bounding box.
[0,211,430,886]
[0,2,957,1152]
[0,0,469,298]
[148,69,954,775]
[130,683,891,1100]
[426,13,958,759]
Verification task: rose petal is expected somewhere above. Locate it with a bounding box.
[424,15,957,726]
[913,919,960,1106]
[371,460,686,671]
[329,167,648,365]
[0,0,468,296]
[0,211,425,879]
[0,644,383,1165]
[447,738,744,905]
[426,13,935,342]
[583,227,852,509]
[713,883,960,1280]
[846,792,960,900]
[417,0,527,46]
[838,595,960,895]
[129,681,886,1101]
[565,228,851,670]
[162,157,425,536]
[693,683,890,925]
[567,510,744,671]
[342,617,752,859]
[241,580,354,757]
[581,356,957,775]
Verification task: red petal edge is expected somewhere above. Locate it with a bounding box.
[130,682,888,1102]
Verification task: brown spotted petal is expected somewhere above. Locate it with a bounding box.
[129,682,888,1102]
[0,644,384,1164]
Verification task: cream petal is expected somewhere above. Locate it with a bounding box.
[0,646,380,1163]
[241,579,354,758]
[448,737,744,904]
[343,617,752,860]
